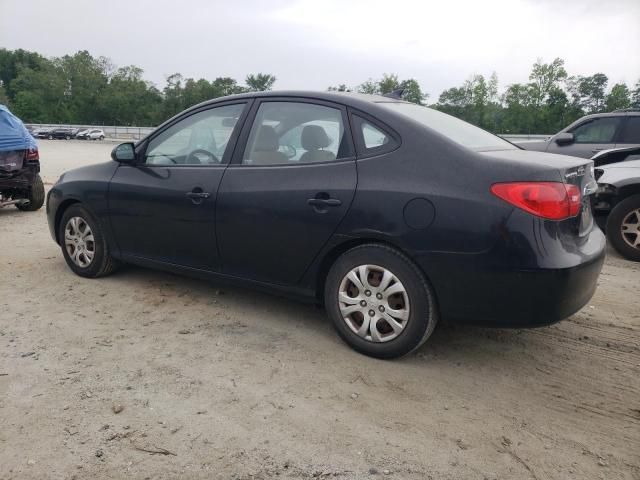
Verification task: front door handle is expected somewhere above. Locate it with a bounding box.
[186,188,210,205]
[307,198,342,207]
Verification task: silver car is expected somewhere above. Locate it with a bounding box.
[522,109,640,159]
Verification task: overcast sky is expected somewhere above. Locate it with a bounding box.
[1,0,639,98]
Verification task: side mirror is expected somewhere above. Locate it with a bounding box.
[111,142,136,163]
[555,132,574,146]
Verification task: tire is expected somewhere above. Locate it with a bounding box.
[58,204,119,277]
[324,244,438,359]
[15,174,45,211]
[65,135,71,140]
[48,134,53,140]
[99,136,104,141]
[606,194,640,262]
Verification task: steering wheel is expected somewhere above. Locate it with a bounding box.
[187,149,219,165]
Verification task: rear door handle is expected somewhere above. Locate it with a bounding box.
[186,192,210,199]
[307,198,342,207]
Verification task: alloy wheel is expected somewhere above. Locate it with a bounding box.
[338,264,410,343]
[64,216,95,268]
[621,208,640,250]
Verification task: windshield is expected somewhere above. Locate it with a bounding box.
[379,102,516,152]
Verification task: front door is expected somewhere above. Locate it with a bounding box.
[108,102,248,270]
[216,99,357,285]
[548,116,623,158]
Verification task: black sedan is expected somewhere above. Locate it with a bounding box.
[46,91,605,358]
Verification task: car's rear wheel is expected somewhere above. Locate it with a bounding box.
[59,204,119,277]
[606,194,640,262]
[15,174,44,211]
[324,244,437,359]
[48,134,53,140]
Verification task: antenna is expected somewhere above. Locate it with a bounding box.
[382,88,405,100]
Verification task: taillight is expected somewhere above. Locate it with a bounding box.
[491,182,581,220]
[25,148,39,161]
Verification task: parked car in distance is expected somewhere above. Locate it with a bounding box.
[520,109,640,159]
[34,127,54,139]
[592,148,640,261]
[76,128,105,140]
[46,91,605,358]
[50,128,75,140]
[75,128,90,139]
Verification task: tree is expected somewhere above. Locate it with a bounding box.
[245,73,276,92]
[328,84,349,92]
[528,57,567,107]
[0,83,8,105]
[357,78,378,95]
[568,73,609,113]
[631,80,640,108]
[356,74,426,104]
[605,83,631,111]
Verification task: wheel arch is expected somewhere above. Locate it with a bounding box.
[53,198,81,244]
[615,184,640,203]
[314,236,436,305]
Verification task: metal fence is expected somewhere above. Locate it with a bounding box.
[27,124,155,141]
[27,124,551,143]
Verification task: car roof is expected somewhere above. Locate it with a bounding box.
[189,90,407,111]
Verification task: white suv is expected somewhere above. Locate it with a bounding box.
[84,129,105,140]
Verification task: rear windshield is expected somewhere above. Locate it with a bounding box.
[379,102,516,152]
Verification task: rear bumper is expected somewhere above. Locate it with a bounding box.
[441,252,605,327]
[418,219,606,328]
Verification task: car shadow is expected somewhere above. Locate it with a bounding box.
[106,263,549,366]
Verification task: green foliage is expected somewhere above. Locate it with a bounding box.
[0,48,276,125]
[605,83,631,111]
[245,73,276,92]
[1,48,638,134]
[433,59,635,134]
[354,73,427,105]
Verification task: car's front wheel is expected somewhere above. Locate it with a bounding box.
[59,204,119,277]
[606,194,640,262]
[324,244,437,359]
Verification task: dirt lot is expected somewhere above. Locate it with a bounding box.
[1,141,639,479]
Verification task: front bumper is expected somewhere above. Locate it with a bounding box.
[46,187,62,243]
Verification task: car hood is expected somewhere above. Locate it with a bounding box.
[595,160,640,188]
[599,159,640,170]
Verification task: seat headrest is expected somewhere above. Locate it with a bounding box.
[254,125,279,152]
[302,125,331,150]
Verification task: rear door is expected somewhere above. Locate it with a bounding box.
[108,101,249,270]
[617,115,640,148]
[216,99,357,285]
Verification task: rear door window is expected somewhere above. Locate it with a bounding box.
[618,117,640,143]
[241,101,352,165]
[351,114,399,157]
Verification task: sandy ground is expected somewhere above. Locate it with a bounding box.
[1,141,639,479]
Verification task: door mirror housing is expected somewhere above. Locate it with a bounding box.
[555,132,575,146]
[111,142,136,163]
